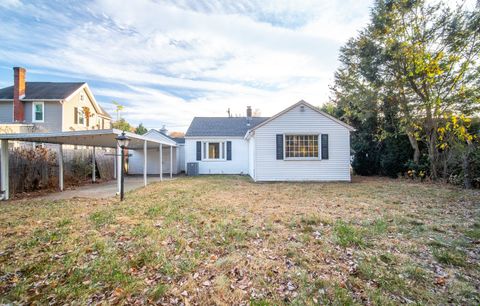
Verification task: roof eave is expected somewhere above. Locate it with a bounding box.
[248,100,356,132]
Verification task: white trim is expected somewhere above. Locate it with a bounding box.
[58,144,64,191]
[32,101,44,123]
[77,107,86,126]
[0,99,62,102]
[202,141,226,161]
[283,133,321,161]
[185,136,244,139]
[64,83,112,119]
[0,129,177,149]
[144,129,177,146]
[245,100,355,139]
[1,140,9,200]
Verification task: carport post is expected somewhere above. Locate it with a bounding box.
[113,149,117,179]
[1,140,9,200]
[117,145,121,194]
[58,144,64,191]
[159,143,163,181]
[92,146,96,183]
[170,146,173,179]
[143,140,147,187]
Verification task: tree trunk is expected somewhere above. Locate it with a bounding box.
[407,133,420,164]
[463,143,473,189]
[442,153,448,180]
[426,129,438,179]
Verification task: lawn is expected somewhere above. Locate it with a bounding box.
[0,176,479,305]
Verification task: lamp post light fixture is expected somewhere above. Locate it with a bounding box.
[115,131,130,201]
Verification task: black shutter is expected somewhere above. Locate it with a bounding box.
[276,134,283,160]
[196,141,202,161]
[226,141,232,160]
[74,107,78,124]
[321,134,329,159]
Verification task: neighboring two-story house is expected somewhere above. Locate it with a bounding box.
[0,67,111,134]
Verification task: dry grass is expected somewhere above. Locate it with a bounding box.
[0,176,479,305]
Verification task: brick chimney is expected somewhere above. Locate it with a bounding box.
[13,67,26,122]
[246,106,252,118]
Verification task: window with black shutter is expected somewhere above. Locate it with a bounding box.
[226,141,232,160]
[321,134,329,159]
[196,141,202,161]
[276,134,284,160]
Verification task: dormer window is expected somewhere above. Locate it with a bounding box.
[32,102,44,122]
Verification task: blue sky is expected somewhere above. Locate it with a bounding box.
[0,0,373,132]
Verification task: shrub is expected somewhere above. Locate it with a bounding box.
[9,146,57,194]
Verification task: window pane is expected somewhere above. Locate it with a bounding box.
[285,135,319,158]
[208,142,220,159]
[34,104,43,121]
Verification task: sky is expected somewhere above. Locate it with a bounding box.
[0,0,375,132]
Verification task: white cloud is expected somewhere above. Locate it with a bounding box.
[0,0,374,131]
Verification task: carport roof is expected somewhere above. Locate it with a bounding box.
[0,129,175,149]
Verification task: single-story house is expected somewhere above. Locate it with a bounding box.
[185,100,355,181]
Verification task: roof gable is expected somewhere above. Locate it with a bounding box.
[248,100,355,134]
[185,117,269,137]
[144,129,178,145]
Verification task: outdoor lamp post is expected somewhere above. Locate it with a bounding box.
[115,131,130,201]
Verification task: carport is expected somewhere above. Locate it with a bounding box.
[0,129,176,200]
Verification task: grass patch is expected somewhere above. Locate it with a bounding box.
[0,176,478,305]
[433,248,467,267]
[89,210,115,228]
[333,221,364,247]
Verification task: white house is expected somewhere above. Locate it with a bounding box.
[184,100,355,181]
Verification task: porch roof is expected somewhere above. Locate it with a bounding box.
[0,129,175,149]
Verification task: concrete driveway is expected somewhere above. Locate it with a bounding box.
[40,176,167,200]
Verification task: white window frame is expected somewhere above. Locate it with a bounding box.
[283,134,321,161]
[78,108,85,126]
[32,102,44,123]
[202,141,226,161]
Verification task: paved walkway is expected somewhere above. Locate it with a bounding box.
[40,176,167,200]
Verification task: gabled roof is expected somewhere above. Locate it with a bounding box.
[144,129,178,146]
[246,100,355,136]
[185,117,269,137]
[0,82,112,118]
[0,82,85,100]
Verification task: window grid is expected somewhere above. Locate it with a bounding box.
[203,141,226,160]
[32,102,44,122]
[285,135,319,158]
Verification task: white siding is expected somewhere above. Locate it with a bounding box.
[128,146,178,175]
[184,138,249,174]
[176,144,185,172]
[254,104,351,181]
[248,137,255,179]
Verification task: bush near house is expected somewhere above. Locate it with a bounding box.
[7,146,113,196]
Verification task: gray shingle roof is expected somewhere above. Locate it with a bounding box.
[173,137,185,144]
[0,82,85,100]
[185,117,270,137]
